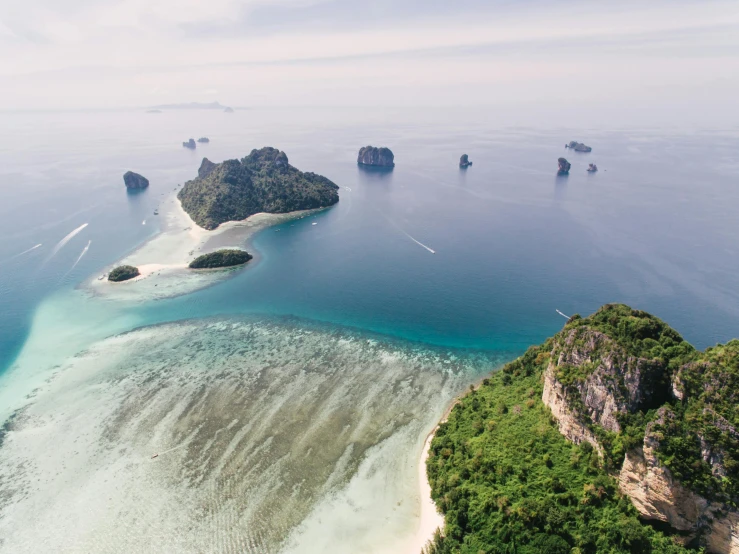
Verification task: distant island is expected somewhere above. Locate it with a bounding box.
[558,157,571,174]
[426,304,739,554]
[197,137,210,143]
[183,138,196,149]
[123,171,149,189]
[566,140,593,153]
[178,147,340,230]
[189,249,252,269]
[149,101,233,111]
[459,154,472,168]
[145,109,162,114]
[108,265,140,282]
[588,163,599,173]
[224,107,235,113]
[357,146,395,168]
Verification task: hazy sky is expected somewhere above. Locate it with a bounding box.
[1,0,738,117]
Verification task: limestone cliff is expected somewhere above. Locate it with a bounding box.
[357,146,394,168]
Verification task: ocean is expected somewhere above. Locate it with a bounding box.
[0,107,737,552]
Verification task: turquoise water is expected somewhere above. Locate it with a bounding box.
[2,109,738,374]
[1,108,738,552]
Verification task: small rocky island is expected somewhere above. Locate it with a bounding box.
[178,147,340,230]
[427,304,739,553]
[587,163,598,173]
[189,249,252,269]
[123,171,149,189]
[224,107,235,113]
[459,154,473,168]
[183,138,196,149]
[197,137,210,143]
[557,157,571,174]
[566,140,592,153]
[108,265,140,282]
[357,146,395,168]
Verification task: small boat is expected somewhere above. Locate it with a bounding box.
[312,222,317,226]
[151,453,159,459]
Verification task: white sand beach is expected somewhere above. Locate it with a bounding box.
[87,194,320,301]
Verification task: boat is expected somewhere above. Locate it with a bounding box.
[151,453,159,459]
[153,209,159,215]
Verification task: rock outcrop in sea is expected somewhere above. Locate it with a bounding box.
[183,138,196,149]
[587,163,598,172]
[357,146,395,168]
[178,147,340,230]
[123,171,149,189]
[566,141,592,152]
[224,107,235,113]
[197,137,210,143]
[557,157,571,174]
[459,154,472,168]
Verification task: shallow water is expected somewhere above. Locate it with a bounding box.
[0,317,501,553]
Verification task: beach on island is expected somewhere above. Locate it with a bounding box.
[86,192,322,301]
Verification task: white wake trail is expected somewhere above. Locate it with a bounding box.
[70,240,91,271]
[377,210,436,254]
[6,243,42,261]
[401,229,436,254]
[556,309,570,319]
[49,223,88,258]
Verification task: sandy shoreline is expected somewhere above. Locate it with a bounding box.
[405,431,444,554]
[86,193,321,301]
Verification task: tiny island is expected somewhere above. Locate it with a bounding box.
[197,137,210,143]
[183,138,196,149]
[189,249,252,269]
[557,157,571,174]
[459,154,472,168]
[123,171,149,190]
[566,140,593,153]
[108,265,140,282]
[357,146,395,168]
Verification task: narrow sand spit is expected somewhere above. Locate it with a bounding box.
[86,194,321,300]
[405,432,444,554]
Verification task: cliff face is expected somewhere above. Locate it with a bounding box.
[357,146,394,167]
[540,306,739,553]
[123,171,149,189]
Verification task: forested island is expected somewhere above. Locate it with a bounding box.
[189,249,252,269]
[426,304,739,554]
[108,265,140,281]
[178,147,340,230]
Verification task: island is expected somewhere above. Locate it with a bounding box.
[557,157,571,174]
[357,146,395,168]
[197,137,210,143]
[178,147,340,230]
[123,171,149,189]
[588,163,599,173]
[108,265,140,282]
[145,109,162,114]
[224,107,235,113]
[566,140,593,153]
[183,138,196,149]
[189,249,252,269]
[459,154,473,168]
[426,304,739,554]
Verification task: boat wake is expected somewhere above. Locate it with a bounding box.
[556,309,570,319]
[4,243,42,262]
[48,223,88,259]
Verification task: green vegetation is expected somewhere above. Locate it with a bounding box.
[425,304,739,553]
[188,249,252,269]
[178,147,339,230]
[108,265,140,282]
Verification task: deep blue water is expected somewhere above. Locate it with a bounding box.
[1,108,738,374]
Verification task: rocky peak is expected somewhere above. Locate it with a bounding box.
[557,158,571,174]
[198,158,217,179]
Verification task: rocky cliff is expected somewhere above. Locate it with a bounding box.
[540,305,739,553]
[357,146,394,168]
[558,157,571,174]
[178,147,339,230]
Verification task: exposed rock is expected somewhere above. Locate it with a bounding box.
[557,158,571,174]
[197,137,210,143]
[198,158,217,179]
[123,171,149,189]
[619,409,739,552]
[357,146,395,168]
[183,138,196,149]
[587,163,598,172]
[566,141,592,153]
[459,154,473,168]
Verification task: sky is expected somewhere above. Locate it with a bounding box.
[1,0,738,118]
